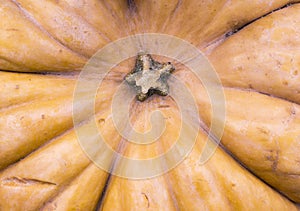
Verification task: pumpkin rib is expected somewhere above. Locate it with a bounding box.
[223,2,298,39]
[131,0,300,52]
[0,71,76,109]
[0,87,74,112]
[202,1,300,53]
[71,108,126,210]
[98,98,298,209]
[100,0,133,30]
[17,0,95,59]
[0,96,75,170]
[0,57,29,72]
[101,115,298,210]
[40,164,107,211]
[9,0,95,59]
[0,97,39,113]
[52,0,118,43]
[101,172,180,211]
[40,0,131,43]
[194,1,298,47]
[160,0,183,32]
[1,0,300,209]
[212,89,300,202]
[0,130,91,210]
[0,124,77,175]
[100,106,185,210]
[222,86,300,106]
[133,0,181,33]
[179,0,226,40]
[209,3,300,105]
[176,68,300,202]
[203,1,300,50]
[201,0,300,47]
[38,164,91,210]
[0,0,87,72]
[99,101,186,210]
[165,130,298,210]
[0,110,122,210]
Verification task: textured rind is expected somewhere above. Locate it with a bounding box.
[177,68,300,202]
[0,131,90,210]
[0,0,86,72]
[1,0,299,71]
[41,165,108,211]
[101,105,297,210]
[0,0,299,210]
[133,0,300,47]
[209,4,300,104]
[0,72,76,109]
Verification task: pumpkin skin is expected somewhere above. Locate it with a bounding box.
[0,0,300,210]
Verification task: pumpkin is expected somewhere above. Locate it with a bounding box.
[0,0,300,210]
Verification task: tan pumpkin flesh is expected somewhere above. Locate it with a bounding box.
[0,0,299,210]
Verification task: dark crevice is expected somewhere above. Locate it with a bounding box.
[224,85,300,106]
[224,2,298,38]
[200,86,300,203]
[2,176,57,186]
[127,0,137,14]
[94,101,144,209]
[141,192,150,208]
[0,69,49,75]
[219,141,299,204]
[94,130,133,210]
[204,2,300,51]
[0,68,80,77]
[202,124,252,172]
[95,173,112,211]
[38,164,91,210]
[200,124,296,203]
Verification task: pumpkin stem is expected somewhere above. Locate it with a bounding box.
[125,53,175,101]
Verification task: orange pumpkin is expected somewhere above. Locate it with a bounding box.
[0,0,299,210]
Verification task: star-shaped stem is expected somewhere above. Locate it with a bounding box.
[125,54,175,101]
